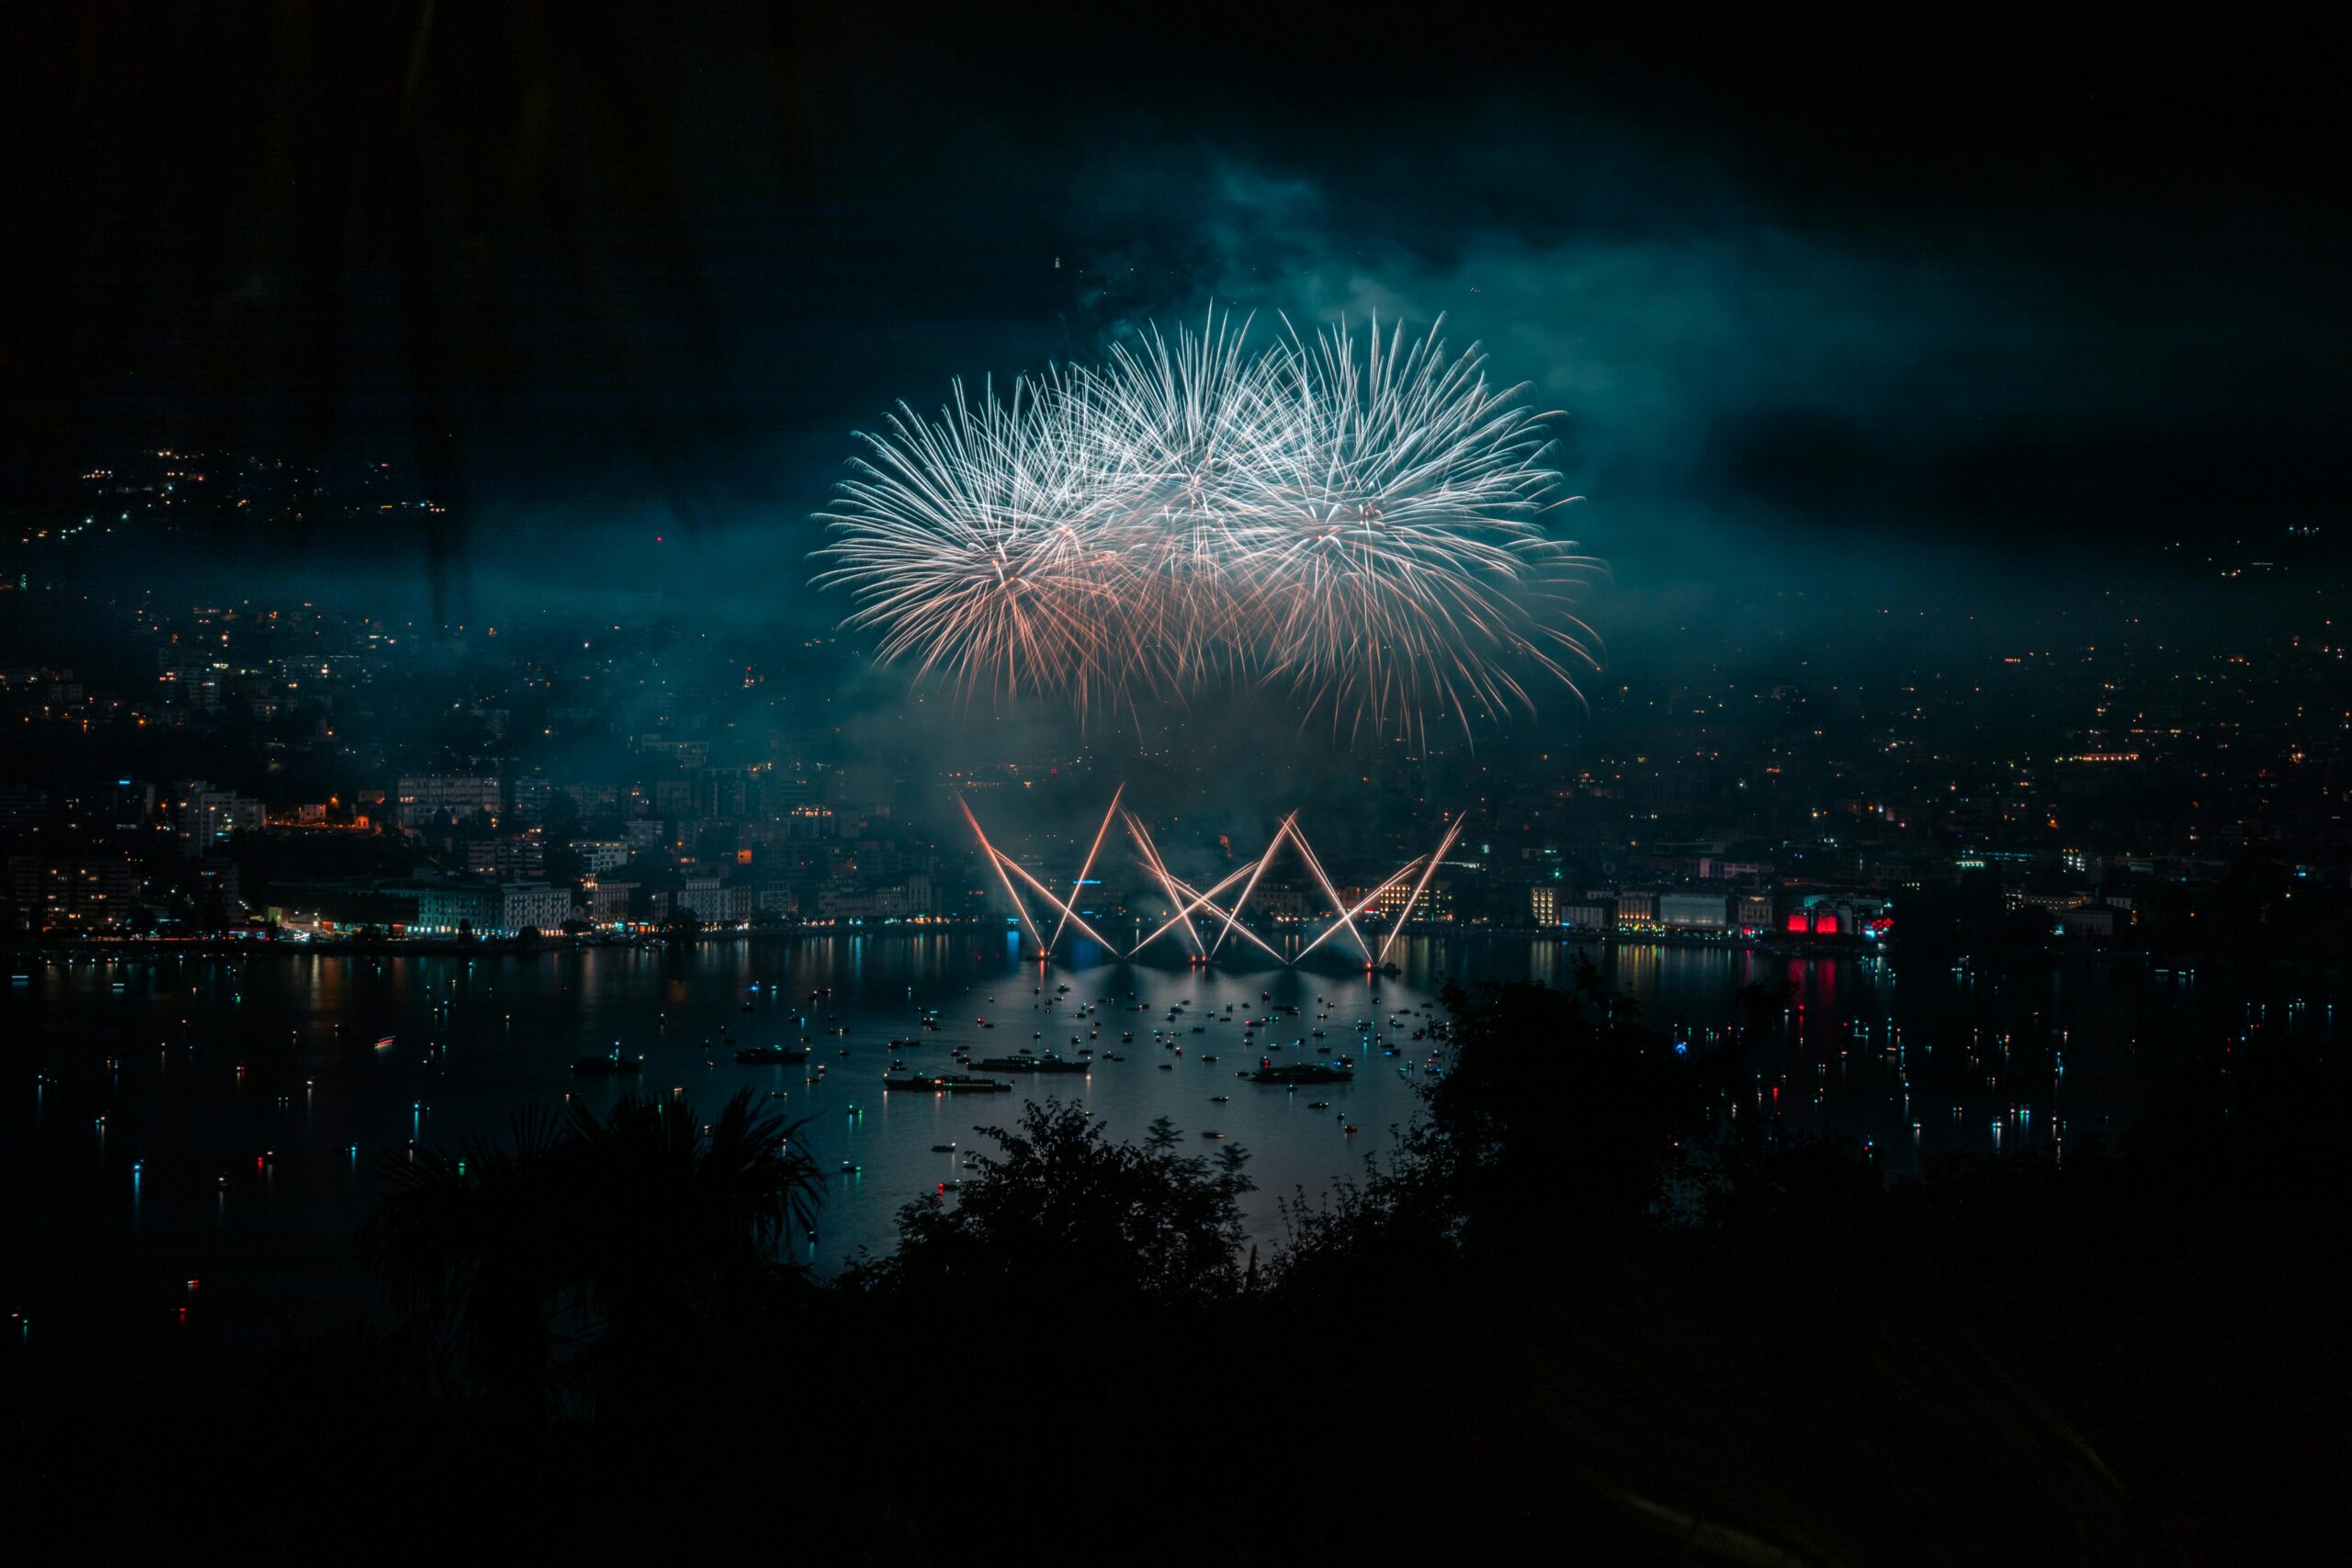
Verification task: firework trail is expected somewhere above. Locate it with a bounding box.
[963,795,1460,966]
[1212,812,1296,958]
[1377,814,1464,964]
[1129,855,1260,955]
[1046,784,1124,955]
[814,311,1602,743]
[1294,861,1424,964]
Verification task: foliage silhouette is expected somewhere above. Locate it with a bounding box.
[1421,975,1727,1244]
[277,976,2351,1563]
[364,1086,819,1410]
[847,1098,1251,1305]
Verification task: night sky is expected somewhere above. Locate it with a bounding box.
[7,20,2352,1547]
[6,2,2347,643]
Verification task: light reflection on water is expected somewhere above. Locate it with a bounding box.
[1,936,2334,1352]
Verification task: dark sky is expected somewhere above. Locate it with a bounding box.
[6,1,2346,607]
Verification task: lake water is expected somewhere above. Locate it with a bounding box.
[3,933,2335,1397]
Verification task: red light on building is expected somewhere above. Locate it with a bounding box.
[1786,913,1808,932]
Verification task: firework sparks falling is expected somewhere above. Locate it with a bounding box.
[815,312,1602,743]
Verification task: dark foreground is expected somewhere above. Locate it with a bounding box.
[7,977,2346,1563]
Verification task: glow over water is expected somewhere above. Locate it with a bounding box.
[3,934,2330,1380]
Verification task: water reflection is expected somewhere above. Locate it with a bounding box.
[0,937,2336,1353]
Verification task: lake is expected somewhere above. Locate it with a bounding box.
[3,933,2333,1401]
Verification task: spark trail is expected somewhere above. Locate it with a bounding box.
[817,312,1602,744]
[962,795,1460,966]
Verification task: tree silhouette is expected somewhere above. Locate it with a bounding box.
[1421,977,1720,1242]
[365,1087,820,1410]
[851,1099,1251,1305]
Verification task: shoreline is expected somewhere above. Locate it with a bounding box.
[0,926,2245,972]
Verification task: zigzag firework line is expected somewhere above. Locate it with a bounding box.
[960,792,1458,967]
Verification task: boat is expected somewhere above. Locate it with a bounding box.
[974,1054,1090,1074]
[373,1035,396,1051]
[1249,1060,1354,1086]
[885,1074,1012,1093]
[735,1045,808,1065]
[571,1054,640,1076]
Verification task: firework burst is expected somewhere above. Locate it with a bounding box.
[814,311,1601,742]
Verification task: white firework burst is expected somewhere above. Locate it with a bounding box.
[812,310,1601,742]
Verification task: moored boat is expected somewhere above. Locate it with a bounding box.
[884,1073,1012,1093]
[571,1053,640,1076]
[1248,1059,1354,1086]
[974,1054,1091,1074]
